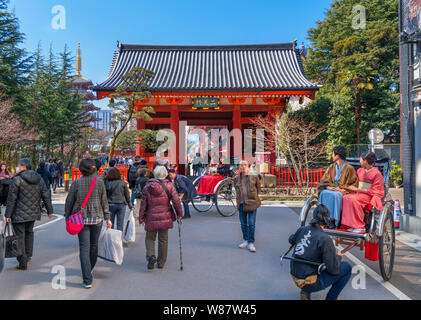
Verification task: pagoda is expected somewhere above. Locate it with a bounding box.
[71,43,99,118]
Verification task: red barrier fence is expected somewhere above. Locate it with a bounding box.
[71,164,130,183]
[71,164,325,188]
[271,167,326,188]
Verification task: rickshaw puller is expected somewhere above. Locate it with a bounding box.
[288,205,352,300]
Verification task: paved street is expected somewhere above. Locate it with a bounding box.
[0,190,419,300]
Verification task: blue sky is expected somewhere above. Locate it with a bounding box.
[9,0,332,107]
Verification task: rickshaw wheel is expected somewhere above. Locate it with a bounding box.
[378,208,395,281]
[192,194,214,213]
[192,177,214,213]
[215,179,238,217]
[300,196,319,227]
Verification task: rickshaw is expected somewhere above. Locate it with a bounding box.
[281,157,396,282]
[191,160,239,217]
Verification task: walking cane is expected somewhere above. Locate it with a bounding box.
[177,218,184,271]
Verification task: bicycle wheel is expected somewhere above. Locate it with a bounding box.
[215,179,238,217]
[378,207,395,281]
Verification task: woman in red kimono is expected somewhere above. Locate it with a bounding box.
[341,152,384,233]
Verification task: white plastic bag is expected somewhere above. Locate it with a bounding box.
[123,207,136,243]
[0,215,5,273]
[98,227,124,265]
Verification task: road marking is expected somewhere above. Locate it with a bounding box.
[34,214,64,230]
[337,245,412,300]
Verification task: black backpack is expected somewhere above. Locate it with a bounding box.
[49,163,58,178]
[128,165,138,184]
[133,177,148,199]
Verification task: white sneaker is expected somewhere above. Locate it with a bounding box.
[248,243,256,253]
[238,241,249,249]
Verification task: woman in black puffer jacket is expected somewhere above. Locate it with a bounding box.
[104,167,133,231]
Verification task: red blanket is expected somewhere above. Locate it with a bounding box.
[197,175,224,194]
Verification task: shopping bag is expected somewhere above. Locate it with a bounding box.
[98,227,124,265]
[123,207,136,243]
[0,217,5,273]
[5,221,21,258]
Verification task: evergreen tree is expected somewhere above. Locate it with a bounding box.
[55,45,88,159]
[304,0,400,145]
[0,0,31,106]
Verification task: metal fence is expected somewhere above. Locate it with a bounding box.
[349,144,401,166]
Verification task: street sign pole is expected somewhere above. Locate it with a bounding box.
[368,128,384,153]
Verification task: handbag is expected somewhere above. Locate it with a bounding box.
[5,221,21,258]
[157,180,177,222]
[66,177,97,235]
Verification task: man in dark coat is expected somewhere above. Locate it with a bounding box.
[57,160,64,187]
[48,159,59,193]
[37,162,53,190]
[5,158,54,270]
[288,205,352,300]
[168,169,197,219]
[127,156,142,206]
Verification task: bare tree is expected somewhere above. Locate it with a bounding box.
[0,94,39,163]
[253,110,326,192]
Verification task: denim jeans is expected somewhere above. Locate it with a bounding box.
[109,204,126,232]
[130,188,135,207]
[239,204,257,244]
[182,200,190,218]
[77,223,102,285]
[302,261,352,300]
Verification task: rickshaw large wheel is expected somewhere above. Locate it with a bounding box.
[191,177,214,213]
[300,196,319,227]
[215,179,238,217]
[378,207,395,281]
[192,194,214,213]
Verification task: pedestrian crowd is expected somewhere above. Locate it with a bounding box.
[0,148,382,300]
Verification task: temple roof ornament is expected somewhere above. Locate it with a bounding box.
[76,43,82,77]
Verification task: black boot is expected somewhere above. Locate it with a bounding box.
[147,256,156,270]
[300,290,311,300]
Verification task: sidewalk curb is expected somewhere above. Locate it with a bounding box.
[396,230,421,253]
[261,201,305,207]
